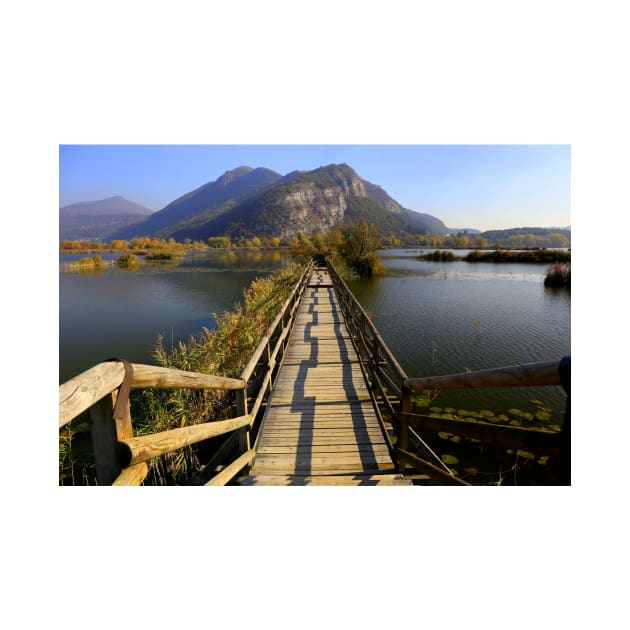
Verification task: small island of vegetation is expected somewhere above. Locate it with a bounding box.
[418,249,571,263]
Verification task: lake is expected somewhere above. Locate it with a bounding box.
[59,249,292,383]
[59,248,570,427]
[348,249,570,425]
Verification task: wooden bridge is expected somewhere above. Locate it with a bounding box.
[59,261,570,486]
[243,267,411,485]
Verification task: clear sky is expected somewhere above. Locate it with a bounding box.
[59,144,570,232]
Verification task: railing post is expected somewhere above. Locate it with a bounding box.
[88,366,135,485]
[359,312,366,359]
[398,384,411,473]
[370,335,380,391]
[266,339,274,387]
[235,386,250,454]
[89,393,127,485]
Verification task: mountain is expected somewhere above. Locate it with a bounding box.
[110,167,283,239]
[167,163,448,241]
[60,196,154,240]
[60,196,153,217]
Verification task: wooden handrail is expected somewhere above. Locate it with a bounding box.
[240,261,312,382]
[399,412,562,456]
[59,362,125,427]
[328,262,407,381]
[59,362,245,428]
[204,449,256,486]
[402,359,561,392]
[131,364,245,390]
[118,414,253,467]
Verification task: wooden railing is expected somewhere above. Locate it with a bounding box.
[59,261,313,486]
[327,260,570,485]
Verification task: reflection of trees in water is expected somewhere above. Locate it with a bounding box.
[221,251,238,265]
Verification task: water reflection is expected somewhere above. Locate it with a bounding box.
[59,249,294,382]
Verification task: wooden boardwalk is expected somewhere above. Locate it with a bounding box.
[242,267,411,486]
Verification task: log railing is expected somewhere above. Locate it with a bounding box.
[327,260,570,485]
[59,261,313,486]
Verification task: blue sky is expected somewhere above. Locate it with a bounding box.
[59,145,570,231]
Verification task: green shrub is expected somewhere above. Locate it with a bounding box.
[117,253,139,268]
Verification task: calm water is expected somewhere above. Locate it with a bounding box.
[348,249,571,424]
[59,250,292,383]
[60,248,570,425]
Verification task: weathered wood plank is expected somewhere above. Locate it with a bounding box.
[256,444,391,455]
[60,362,124,427]
[242,474,413,485]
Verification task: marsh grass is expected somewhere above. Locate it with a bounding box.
[418,250,460,261]
[465,249,570,263]
[544,262,571,287]
[144,250,184,261]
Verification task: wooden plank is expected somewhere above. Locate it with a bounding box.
[257,437,386,447]
[252,461,396,473]
[241,474,413,486]
[256,444,391,455]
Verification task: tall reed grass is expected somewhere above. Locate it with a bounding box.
[544,262,571,287]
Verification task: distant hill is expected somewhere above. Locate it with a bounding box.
[481,226,571,247]
[110,166,283,239]
[448,227,482,235]
[60,196,154,240]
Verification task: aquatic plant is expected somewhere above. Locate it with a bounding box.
[117,253,139,268]
[144,250,184,261]
[544,262,570,287]
[418,250,461,261]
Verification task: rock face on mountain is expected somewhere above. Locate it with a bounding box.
[169,163,448,240]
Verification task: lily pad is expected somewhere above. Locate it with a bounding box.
[444,407,456,414]
[480,409,495,418]
[438,432,453,440]
[430,406,443,414]
[412,396,431,407]
[535,411,551,421]
[441,454,459,465]
[516,450,536,460]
